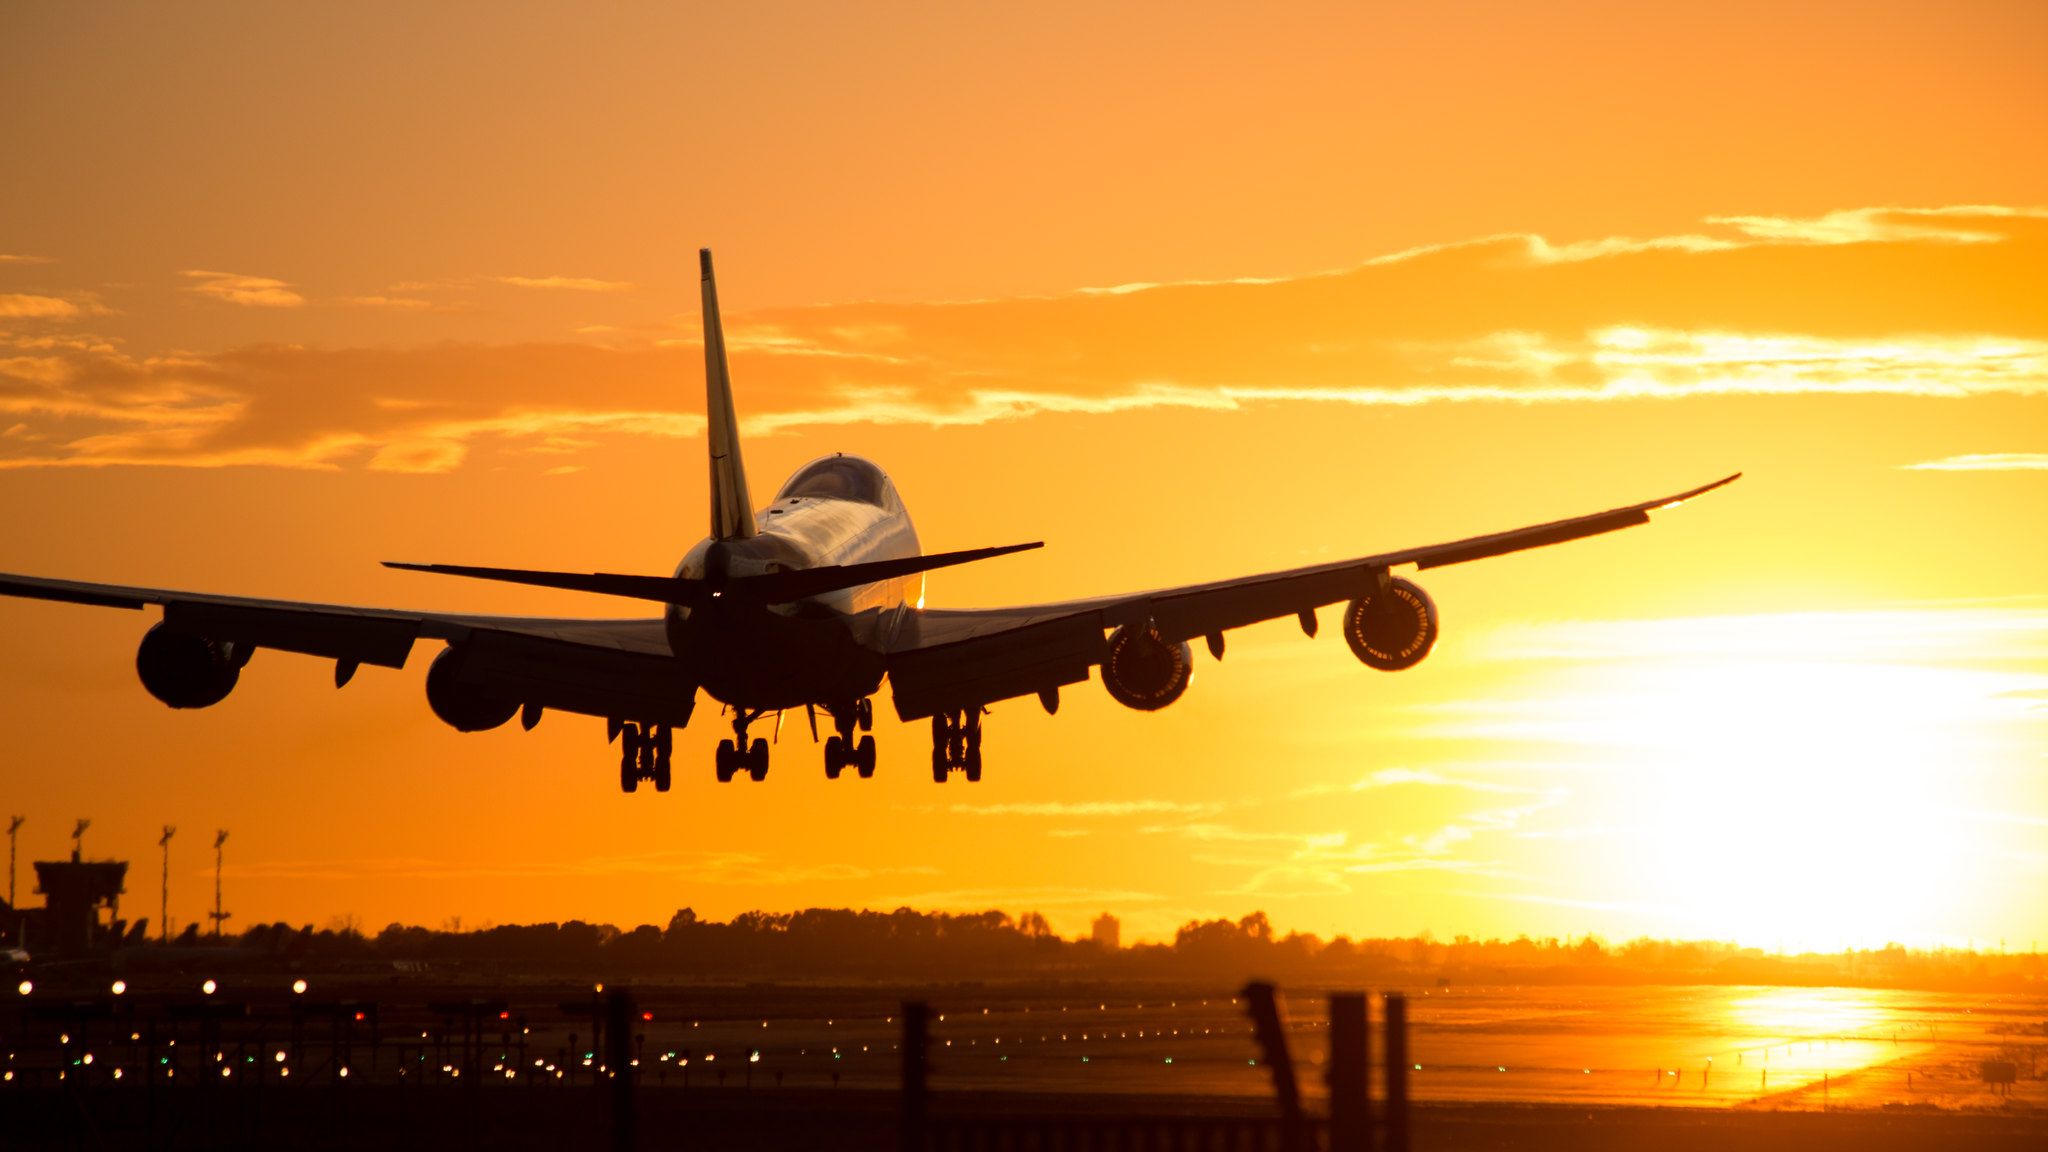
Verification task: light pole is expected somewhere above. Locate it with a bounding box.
[6,816,21,909]
[209,829,230,938]
[159,825,177,942]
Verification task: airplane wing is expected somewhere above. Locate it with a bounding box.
[0,573,696,726]
[882,474,1738,720]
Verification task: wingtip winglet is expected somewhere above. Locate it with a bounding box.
[1653,472,1742,511]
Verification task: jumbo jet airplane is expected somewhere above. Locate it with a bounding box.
[0,251,1736,793]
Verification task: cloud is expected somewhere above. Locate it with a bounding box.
[872,885,1162,910]
[340,295,435,311]
[181,270,305,308]
[1903,453,2048,472]
[2,204,2042,471]
[495,275,634,292]
[0,294,81,319]
[0,254,53,265]
[951,799,1216,817]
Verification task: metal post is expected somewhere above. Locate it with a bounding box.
[605,989,635,1152]
[901,1001,929,1152]
[1382,994,1409,1152]
[1242,983,1307,1152]
[1327,994,1371,1152]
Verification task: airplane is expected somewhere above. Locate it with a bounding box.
[0,250,1737,793]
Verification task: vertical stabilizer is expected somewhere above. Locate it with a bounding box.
[700,248,758,540]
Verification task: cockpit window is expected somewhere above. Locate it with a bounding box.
[777,456,889,506]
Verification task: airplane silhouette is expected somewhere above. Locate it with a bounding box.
[0,251,1736,791]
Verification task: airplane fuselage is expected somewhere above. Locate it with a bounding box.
[665,455,921,710]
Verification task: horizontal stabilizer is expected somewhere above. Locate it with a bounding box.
[384,541,1043,606]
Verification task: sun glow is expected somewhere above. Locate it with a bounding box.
[1441,608,2048,951]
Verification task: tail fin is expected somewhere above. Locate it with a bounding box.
[700,248,757,540]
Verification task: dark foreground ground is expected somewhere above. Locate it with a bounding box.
[6,1085,2043,1152]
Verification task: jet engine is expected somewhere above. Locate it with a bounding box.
[1101,625,1193,711]
[1342,577,1439,671]
[135,623,244,709]
[425,645,520,732]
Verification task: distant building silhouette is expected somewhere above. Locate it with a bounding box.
[1091,913,1120,951]
[27,848,131,957]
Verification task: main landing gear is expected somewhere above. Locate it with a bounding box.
[823,698,877,780]
[715,710,770,783]
[930,709,983,783]
[614,722,673,794]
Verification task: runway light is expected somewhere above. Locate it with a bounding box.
[15,981,28,995]
[292,979,307,995]
[594,983,604,993]
[220,1067,230,1078]
[274,1052,287,1063]
[111,980,126,995]
[82,1054,94,1065]
[201,980,217,995]
[113,1068,123,1080]
[749,1050,760,1063]
[339,1067,349,1078]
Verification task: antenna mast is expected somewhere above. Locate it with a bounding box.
[71,818,90,861]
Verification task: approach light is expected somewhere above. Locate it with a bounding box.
[15,981,28,996]
[110,980,126,995]
[274,1052,286,1063]
[292,979,307,995]
[749,1050,760,1063]
[201,980,216,995]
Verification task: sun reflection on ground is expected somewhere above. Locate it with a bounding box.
[1728,987,1881,1038]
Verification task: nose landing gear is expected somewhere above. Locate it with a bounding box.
[715,710,770,782]
[823,698,878,780]
[614,722,673,793]
[929,709,983,783]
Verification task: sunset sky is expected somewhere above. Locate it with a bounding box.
[2,1,2044,952]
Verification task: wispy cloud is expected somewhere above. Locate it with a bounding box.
[2,205,2041,471]
[181,269,305,308]
[340,295,436,311]
[0,293,81,319]
[952,799,1217,818]
[495,275,634,293]
[1903,453,2048,472]
[0,254,53,265]
[873,886,1161,910]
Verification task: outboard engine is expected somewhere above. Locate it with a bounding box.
[425,645,520,732]
[1342,577,1439,671]
[135,623,244,709]
[1101,625,1194,711]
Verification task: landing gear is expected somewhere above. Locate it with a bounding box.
[614,722,673,794]
[823,698,879,779]
[715,711,771,782]
[929,709,984,783]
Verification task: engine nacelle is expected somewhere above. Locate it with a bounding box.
[425,645,520,732]
[1343,577,1439,671]
[1101,626,1193,711]
[135,623,243,709]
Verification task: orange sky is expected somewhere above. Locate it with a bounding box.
[2,1,2045,951]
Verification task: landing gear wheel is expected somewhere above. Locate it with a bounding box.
[621,759,639,793]
[931,744,948,783]
[964,747,982,783]
[653,748,672,793]
[855,735,876,779]
[747,737,769,782]
[824,735,846,780]
[620,727,642,793]
[715,739,738,783]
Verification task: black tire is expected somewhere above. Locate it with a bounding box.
[621,759,639,793]
[964,748,982,783]
[931,746,948,783]
[856,736,876,779]
[715,740,736,783]
[824,735,845,780]
[653,751,671,793]
[748,738,769,782]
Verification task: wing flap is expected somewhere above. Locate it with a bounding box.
[452,628,697,727]
[888,614,1104,721]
